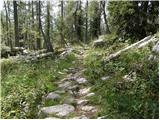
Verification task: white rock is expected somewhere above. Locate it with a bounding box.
[79,87,91,96]
[54,90,65,94]
[101,76,110,81]
[58,81,72,90]
[76,78,87,84]
[71,115,88,119]
[86,92,95,97]
[46,92,60,100]
[80,106,96,112]
[152,41,159,53]
[45,117,60,119]
[76,99,88,105]
[41,104,75,117]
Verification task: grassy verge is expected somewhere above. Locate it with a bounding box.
[1,53,76,119]
[84,45,158,118]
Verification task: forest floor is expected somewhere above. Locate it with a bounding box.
[1,35,159,119]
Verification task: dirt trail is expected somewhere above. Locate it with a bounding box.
[39,46,98,119]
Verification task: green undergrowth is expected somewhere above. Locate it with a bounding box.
[84,45,158,118]
[1,53,76,119]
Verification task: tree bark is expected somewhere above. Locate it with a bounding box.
[36,1,41,49]
[39,1,53,52]
[13,1,19,47]
[101,1,110,34]
[85,0,88,43]
[4,1,9,46]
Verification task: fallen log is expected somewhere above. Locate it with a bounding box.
[105,35,158,61]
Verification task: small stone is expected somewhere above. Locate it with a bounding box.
[58,81,72,90]
[64,96,75,104]
[54,90,65,94]
[93,39,106,48]
[76,78,87,84]
[45,117,60,119]
[79,87,91,96]
[97,115,108,119]
[152,41,159,53]
[80,105,96,112]
[76,99,88,105]
[101,76,110,81]
[86,92,95,97]
[41,104,75,117]
[68,85,79,91]
[46,92,60,100]
[71,115,88,119]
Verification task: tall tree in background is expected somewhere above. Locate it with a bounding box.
[4,1,9,46]
[85,0,88,43]
[107,1,159,41]
[46,1,54,52]
[36,1,41,49]
[13,1,19,47]
[101,1,110,34]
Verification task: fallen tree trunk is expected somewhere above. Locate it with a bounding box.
[105,35,158,61]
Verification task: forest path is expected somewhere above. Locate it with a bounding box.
[39,46,98,119]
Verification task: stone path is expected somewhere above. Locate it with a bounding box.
[39,47,97,119]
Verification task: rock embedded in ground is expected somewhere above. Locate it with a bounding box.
[101,76,110,81]
[86,92,95,97]
[76,78,87,84]
[58,81,72,90]
[54,90,65,94]
[68,85,79,91]
[71,115,88,119]
[45,117,60,119]
[76,99,88,106]
[80,105,97,112]
[93,39,106,48]
[46,92,60,100]
[78,87,91,96]
[64,96,76,104]
[152,41,159,53]
[41,104,75,117]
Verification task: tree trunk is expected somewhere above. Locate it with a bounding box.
[101,1,110,34]
[85,1,88,43]
[39,1,53,52]
[98,2,101,36]
[13,1,19,47]
[4,1,9,46]
[7,1,12,49]
[61,1,64,46]
[36,1,41,49]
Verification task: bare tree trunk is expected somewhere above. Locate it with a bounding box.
[36,1,41,49]
[98,1,102,36]
[101,1,110,34]
[85,0,88,43]
[13,1,19,47]
[4,1,9,46]
[7,1,12,49]
[39,1,53,52]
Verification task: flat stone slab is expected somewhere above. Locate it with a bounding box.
[45,117,60,119]
[46,92,60,100]
[41,104,75,117]
[86,92,95,97]
[58,81,72,90]
[71,115,88,119]
[54,90,65,94]
[79,87,91,96]
[80,105,96,112]
[76,99,88,106]
[76,78,87,84]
